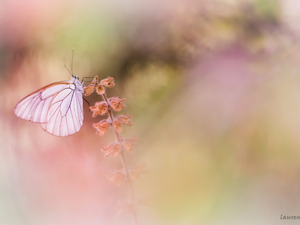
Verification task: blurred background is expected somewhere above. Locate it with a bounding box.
[1,0,300,224]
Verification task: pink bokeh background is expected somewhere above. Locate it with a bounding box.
[1,0,300,224]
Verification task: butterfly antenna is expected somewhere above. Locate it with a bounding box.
[71,47,74,75]
[64,65,72,75]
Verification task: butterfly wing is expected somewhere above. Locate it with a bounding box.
[14,79,84,137]
[40,84,83,137]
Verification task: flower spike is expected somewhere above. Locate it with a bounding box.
[87,75,142,224]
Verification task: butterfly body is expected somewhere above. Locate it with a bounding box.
[14,75,84,137]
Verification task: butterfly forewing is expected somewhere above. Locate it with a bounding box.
[14,77,84,137]
[15,82,69,123]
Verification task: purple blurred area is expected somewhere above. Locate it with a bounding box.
[1,0,300,224]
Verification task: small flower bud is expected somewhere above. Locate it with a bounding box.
[91,76,99,84]
[84,76,107,96]
[84,76,99,96]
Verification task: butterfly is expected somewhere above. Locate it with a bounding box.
[14,75,86,137]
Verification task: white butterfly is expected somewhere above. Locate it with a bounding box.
[14,75,84,137]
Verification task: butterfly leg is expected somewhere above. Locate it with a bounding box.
[83,97,90,107]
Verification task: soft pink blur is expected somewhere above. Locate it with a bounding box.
[1,0,300,225]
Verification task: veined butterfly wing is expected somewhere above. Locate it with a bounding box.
[14,76,84,137]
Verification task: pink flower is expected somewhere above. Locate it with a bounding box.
[93,119,111,136]
[101,142,121,157]
[116,113,133,126]
[89,101,108,117]
[112,120,123,133]
[107,169,126,187]
[123,137,137,153]
[100,76,116,88]
[130,163,147,181]
[109,96,126,111]
[116,198,149,216]
[84,76,106,96]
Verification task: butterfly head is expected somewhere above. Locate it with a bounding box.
[72,75,79,80]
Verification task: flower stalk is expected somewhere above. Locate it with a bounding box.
[84,76,146,225]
